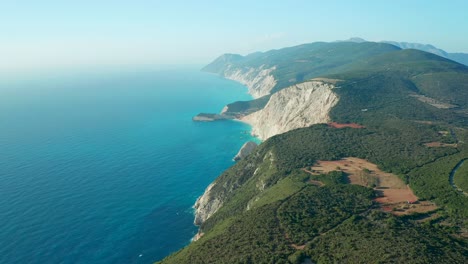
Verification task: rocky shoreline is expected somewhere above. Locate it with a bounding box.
[233,141,257,161]
[191,66,267,241]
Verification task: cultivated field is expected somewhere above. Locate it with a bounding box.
[307,157,437,215]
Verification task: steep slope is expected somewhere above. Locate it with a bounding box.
[241,81,338,140]
[222,65,277,98]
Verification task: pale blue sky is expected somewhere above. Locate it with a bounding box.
[1,0,467,71]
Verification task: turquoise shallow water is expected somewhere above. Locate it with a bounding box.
[0,68,256,263]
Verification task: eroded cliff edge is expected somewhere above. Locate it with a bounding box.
[241,81,339,140]
[233,141,258,161]
[223,65,277,99]
[202,53,278,99]
[193,183,222,227]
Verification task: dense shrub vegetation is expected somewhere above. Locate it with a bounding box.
[159,204,294,264]
[278,185,374,244]
[453,158,468,194]
[307,211,468,263]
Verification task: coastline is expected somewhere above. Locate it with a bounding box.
[231,117,262,143]
[191,73,262,242]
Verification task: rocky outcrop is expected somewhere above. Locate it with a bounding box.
[192,113,233,122]
[193,156,262,227]
[192,231,204,242]
[241,81,339,140]
[233,141,258,161]
[193,183,223,226]
[223,65,277,99]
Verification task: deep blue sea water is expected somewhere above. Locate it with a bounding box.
[0,68,256,263]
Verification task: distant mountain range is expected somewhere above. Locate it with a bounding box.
[343,37,468,66]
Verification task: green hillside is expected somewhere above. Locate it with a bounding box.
[159,124,468,263]
[203,42,400,93]
[159,42,468,263]
[325,49,468,127]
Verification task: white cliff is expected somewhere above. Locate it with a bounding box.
[223,65,277,98]
[233,141,258,161]
[193,183,223,226]
[241,81,339,140]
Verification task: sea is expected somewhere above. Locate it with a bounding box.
[0,67,257,264]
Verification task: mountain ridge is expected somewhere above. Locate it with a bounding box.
[343,37,468,66]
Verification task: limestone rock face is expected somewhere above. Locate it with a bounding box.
[241,81,339,140]
[193,183,223,226]
[223,65,277,99]
[192,231,204,242]
[233,141,258,161]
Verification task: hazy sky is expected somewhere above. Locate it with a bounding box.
[1,0,467,71]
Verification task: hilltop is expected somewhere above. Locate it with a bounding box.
[343,37,468,66]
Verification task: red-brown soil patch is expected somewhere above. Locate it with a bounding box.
[424,142,458,148]
[285,232,306,250]
[302,169,325,187]
[438,131,450,136]
[459,228,468,238]
[291,244,305,250]
[413,120,435,125]
[308,179,325,187]
[328,122,365,129]
[307,157,437,215]
[374,187,418,204]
